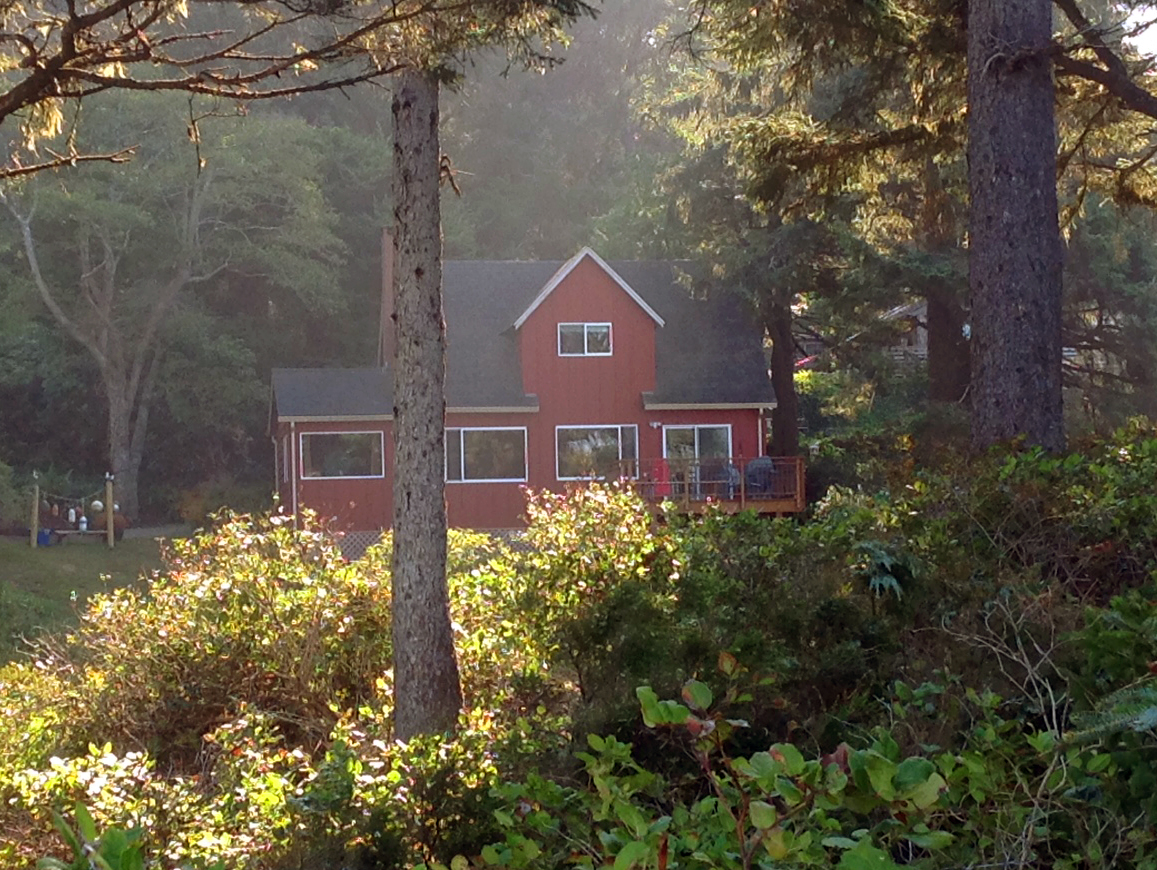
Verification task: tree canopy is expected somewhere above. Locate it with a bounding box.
[0,0,594,176]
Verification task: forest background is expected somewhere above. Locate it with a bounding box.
[2,0,1155,524]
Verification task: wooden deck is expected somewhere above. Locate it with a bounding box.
[621,456,806,515]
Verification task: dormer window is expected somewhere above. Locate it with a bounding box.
[559,322,612,356]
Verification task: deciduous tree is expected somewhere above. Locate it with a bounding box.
[1,94,345,516]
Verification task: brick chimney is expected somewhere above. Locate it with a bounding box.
[378,227,395,367]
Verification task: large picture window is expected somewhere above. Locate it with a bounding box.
[446,428,527,483]
[556,424,638,480]
[300,432,384,479]
[558,322,612,356]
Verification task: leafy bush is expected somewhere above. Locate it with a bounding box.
[3,424,1157,869]
[458,676,1154,870]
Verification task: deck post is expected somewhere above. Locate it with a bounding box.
[105,474,115,549]
[794,458,805,511]
[739,459,746,509]
[29,479,39,549]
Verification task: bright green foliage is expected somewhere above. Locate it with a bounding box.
[37,803,155,870]
[2,426,1157,868]
[470,674,1157,870]
[56,512,392,760]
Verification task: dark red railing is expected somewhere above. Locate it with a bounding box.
[619,456,806,513]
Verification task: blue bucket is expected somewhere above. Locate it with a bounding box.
[36,529,52,546]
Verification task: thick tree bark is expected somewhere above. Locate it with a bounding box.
[764,300,799,456]
[967,0,1064,451]
[390,69,463,741]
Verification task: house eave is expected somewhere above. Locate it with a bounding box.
[277,414,394,423]
[513,247,666,329]
[642,401,777,411]
[447,405,540,414]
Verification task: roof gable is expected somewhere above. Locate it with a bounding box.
[512,247,665,330]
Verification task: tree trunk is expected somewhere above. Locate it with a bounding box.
[106,383,141,520]
[390,69,463,741]
[926,288,970,403]
[967,0,1064,450]
[764,300,799,456]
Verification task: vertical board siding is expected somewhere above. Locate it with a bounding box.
[292,420,392,532]
[280,255,769,531]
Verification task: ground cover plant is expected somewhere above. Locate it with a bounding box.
[2,423,1157,868]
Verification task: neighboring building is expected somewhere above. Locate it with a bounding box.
[882,301,929,363]
[269,247,804,533]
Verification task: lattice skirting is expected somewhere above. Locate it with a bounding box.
[337,530,383,561]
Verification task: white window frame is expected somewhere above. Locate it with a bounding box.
[556,423,639,481]
[445,426,528,484]
[662,424,733,460]
[558,322,613,357]
[281,435,290,483]
[299,430,385,480]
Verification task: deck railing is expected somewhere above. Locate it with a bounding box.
[618,456,806,514]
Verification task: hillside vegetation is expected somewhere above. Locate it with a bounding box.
[5,423,1157,869]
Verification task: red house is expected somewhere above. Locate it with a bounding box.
[269,248,803,533]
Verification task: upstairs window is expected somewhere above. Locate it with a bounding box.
[558,322,612,356]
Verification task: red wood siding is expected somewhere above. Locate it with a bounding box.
[279,255,771,531]
[444,411,534,529]
[519,255,656,492]
[277,420,392,532]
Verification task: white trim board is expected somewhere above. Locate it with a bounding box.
[643,402,776,411]
[513,248,665,329]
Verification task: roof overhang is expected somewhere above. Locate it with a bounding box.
[643,401,777,411]
[278,415,394,424]
[513,247,665,329]
[447,405,540,414]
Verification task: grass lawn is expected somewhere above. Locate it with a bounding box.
[0,534,167,659]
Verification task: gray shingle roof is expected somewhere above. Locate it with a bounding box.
[271,367,392,420]
[272,256,774,419]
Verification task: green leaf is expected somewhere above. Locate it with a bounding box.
[1086,753,1112,773]
[637,686,663,727]
[894,757,936,791]
[905,772,946,810]
[836,839,901,870]
[50,813,82,859]
[615,802,648,838]
[74,803,97,844]
[772,743,806,775]
[775,776,804,806]
[904,830,954,850]
[682,680,713,711]
[614,840,650,870]
[822,836,859,849]
[750,800,777,829]
[865,753,897,800]
[718,651,738,675]
[481,844,502,865]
